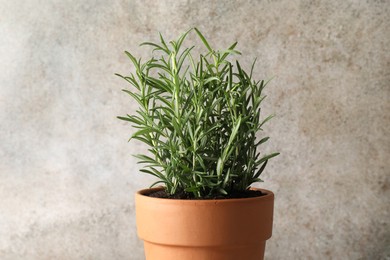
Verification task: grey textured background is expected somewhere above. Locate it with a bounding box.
[1,0,389,259]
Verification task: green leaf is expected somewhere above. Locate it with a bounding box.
[194,27,212,52]
[223,168,231,187]
[117,115,143,125]
[131,127,164,140]
[159,32,170,51]
[150,180,167,188]
[218,188,228,195]
[256,152,280,166]
[140,168,166,181]
[145,76,172,93]
[175,28,192,51]
[115,74,141,90]
[220,42,241,62]
[256,137,270,146]
[178,46,195,72]
[146,62,173,75]
[253,159,268,179]
[216,157,223,177]
[121,89,144,107]
[259,114,274,128]
[134,155,160,166]
[204,76,221,85]
[124,51,140,71]
[250,58,257,79]
[227,116,242,147]
[140,42,169,54]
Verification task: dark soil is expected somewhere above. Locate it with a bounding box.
[147,189,264,200]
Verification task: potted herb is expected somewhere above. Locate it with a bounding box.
[117,28,279,260]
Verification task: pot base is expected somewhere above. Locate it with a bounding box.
[144,241,266,260]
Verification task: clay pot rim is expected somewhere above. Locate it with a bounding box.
[136,186,274,204]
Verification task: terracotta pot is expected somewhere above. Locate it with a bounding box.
[135,187,274,260]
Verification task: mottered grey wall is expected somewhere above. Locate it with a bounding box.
[1,0,389,259]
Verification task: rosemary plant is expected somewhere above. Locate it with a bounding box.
[117,28,279,199]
